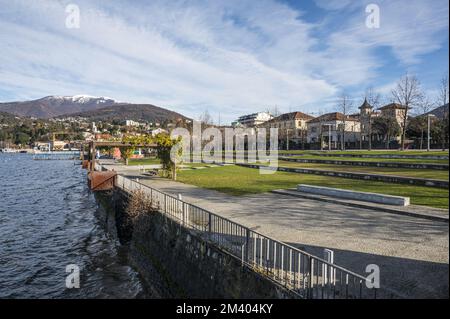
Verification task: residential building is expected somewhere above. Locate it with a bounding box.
[378,103,406,128]
[357,98,380,145]
[306,112,360,148]
[374,103,407,143]
[92,122,99,133]
[149,128,168,136]
[262,111,314,148]
[233,112,273,128]
[50,140,67,151]
[124,119,141,127]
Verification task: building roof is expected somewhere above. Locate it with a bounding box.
[358,98,373,109]
[378,103,407,110]
[307,112,358,123]
[268,111,314,123]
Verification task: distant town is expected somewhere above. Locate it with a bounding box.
[0,91,448,153]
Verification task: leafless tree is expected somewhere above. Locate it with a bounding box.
[337,94,353,150]
[270,106,281,117]
[437,75,449,150]
[391,73,423,150]
[199,110,214,127]
[363,87,382,150]
[416,95,434,149]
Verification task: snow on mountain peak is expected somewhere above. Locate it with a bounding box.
[42,95,120,104]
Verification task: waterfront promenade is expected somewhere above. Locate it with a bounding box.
[99,160,449,298]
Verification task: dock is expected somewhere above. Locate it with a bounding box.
[32,151,81,160]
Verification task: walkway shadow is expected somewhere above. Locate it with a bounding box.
[287,241,449,299]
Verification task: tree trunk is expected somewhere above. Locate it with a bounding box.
[420,129,424,149]
[401,105,409,151]
[125,158,129,166]
[359,132,362,150]
[172,164,177,181]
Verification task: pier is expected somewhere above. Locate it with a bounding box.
[32,151,81,160]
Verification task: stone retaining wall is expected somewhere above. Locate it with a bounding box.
[279,157,449,170]
[238,164,449,189]
[281,153,449,160]
[95,189,299,299]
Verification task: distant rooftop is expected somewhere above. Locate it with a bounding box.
[308,112,358,123]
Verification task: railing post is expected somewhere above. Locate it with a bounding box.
[245,228,250,263]
[164,193,167,213]
[208,213,212,233]
[309,257,314,299]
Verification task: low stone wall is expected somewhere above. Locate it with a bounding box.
[281,153,449,160]
[238,164,449,189]
[297,184,410,206]
[96,189,298,299]
[279,157,449,170]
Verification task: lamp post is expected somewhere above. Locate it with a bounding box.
[427,114,436,152]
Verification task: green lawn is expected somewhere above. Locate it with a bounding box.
[277,160,449,180]
[128,158,211,168]
[127,157,161,165]
[285,155,449,165]
[177,165,449,209]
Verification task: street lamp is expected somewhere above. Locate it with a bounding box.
[427,114,436,152]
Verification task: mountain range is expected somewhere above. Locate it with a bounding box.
[0,95,188,122]
[424,103,449,119]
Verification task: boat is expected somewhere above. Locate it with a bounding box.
[0,148,18,153]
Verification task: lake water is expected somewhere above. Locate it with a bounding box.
[0,153,149,298]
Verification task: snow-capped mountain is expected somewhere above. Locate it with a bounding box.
[0,95,189,123]
[0,95,124,118]
[43,95,121,104]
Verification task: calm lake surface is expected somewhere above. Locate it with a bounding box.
[0,153,149,298]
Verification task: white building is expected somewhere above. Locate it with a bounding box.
[92,122,99,133]
[149,128,168,136]
[261,111,314,148]
[233,112,273,128]
[306,112,360,148]
[124,119,141,127]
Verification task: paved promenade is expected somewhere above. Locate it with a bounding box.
[100,161,449,298]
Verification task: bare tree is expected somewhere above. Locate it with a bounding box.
[270,106,281,117]
[391,73,423,150]
[199,110,214,127]
[437,75,449,150]
[363,87,382,150]
[416,95,434,149]
[337,94,353,150]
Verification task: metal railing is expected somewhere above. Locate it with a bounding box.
[113,172,377,299]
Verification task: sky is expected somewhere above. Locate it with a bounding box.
[0,0,448,123]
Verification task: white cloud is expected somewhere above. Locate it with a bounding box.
[0,0,447,123]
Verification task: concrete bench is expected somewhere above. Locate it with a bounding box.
[297,184,410,206]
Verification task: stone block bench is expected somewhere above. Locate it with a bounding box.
[297,184,410,206]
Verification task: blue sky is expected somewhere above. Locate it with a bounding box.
[0,0,448,123]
